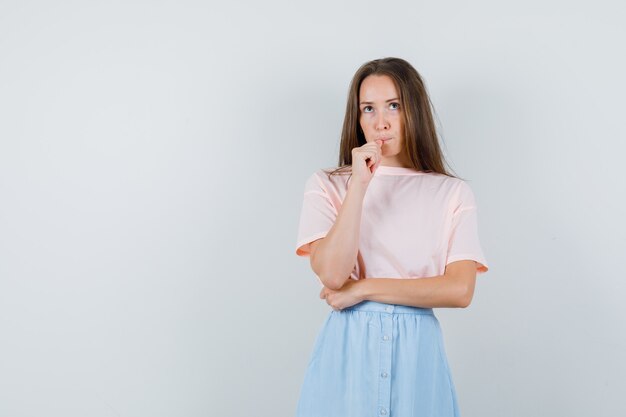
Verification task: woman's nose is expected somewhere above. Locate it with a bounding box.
[376,113,389,130]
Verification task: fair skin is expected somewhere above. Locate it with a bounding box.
[313,74,478,311]
[357,74,413,169]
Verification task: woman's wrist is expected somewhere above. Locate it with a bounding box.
[347,180,368,196]
[355,278,371,301]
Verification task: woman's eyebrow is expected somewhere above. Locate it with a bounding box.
[359,97,399,105]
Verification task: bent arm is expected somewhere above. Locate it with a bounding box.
[354,260,478,308]
[310,181,368,290]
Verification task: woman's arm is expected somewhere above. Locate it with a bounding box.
[310,181,368,290]
[353,260,478,308]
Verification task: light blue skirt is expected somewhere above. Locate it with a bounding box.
[295,300,461,417]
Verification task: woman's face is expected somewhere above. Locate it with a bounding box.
[358,74,407,165]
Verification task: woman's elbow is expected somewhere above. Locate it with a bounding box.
[318,274,345,290]
[456,287,474,308]
[457,295,472,308]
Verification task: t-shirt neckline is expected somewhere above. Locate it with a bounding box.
[374,165,425,175]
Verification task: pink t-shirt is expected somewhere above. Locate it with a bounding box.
[295,165,489,283]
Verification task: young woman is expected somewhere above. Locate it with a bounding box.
[294,57,489,417]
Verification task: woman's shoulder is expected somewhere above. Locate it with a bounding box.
[419,173,477,202]
[319,165,352,176]
[428,174,479,205]
[309,165,352,184]
[424,171,469,187]
[300,166,350,194]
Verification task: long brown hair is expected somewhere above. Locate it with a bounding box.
[326,57,460,180]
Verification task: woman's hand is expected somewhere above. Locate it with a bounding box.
[351,139,383,186]
[319,278,365,311]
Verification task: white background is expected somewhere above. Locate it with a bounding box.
[1,1,625,416]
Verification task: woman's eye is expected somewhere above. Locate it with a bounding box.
[362,103,399,113]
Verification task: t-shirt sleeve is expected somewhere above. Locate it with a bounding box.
[445,181,489,274]
[295,171,338,257]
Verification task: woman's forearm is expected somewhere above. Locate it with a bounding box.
[312,181,367,290]
[355,276,469,308]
